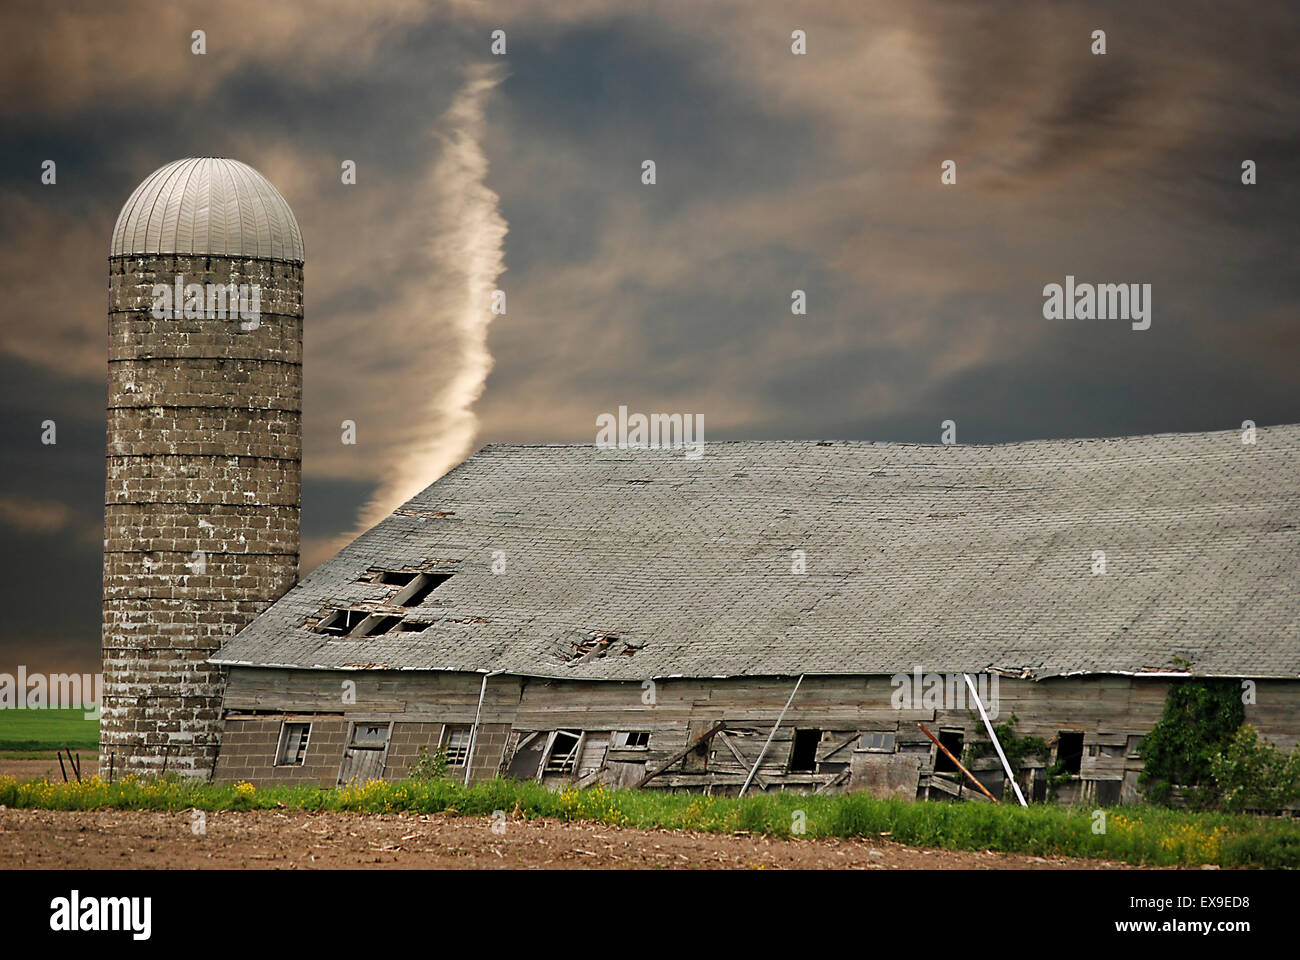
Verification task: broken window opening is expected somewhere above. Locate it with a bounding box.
[612,731,649,748]
[859,732,897,753]
[1057,732,1084,775]
[789,728,821,772]
[505,732,546,780]
[545,731,582,774]
[275,722,311,766]
[933,729,964,774]
[392,573,452,607]
[349,722,390,749]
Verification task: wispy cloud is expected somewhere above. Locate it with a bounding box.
[349,63,508,536]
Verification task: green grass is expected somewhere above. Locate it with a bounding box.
[1,773,1295,868]
[0,709,99,751]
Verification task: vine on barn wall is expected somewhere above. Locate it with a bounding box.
[1139,678,1244,808]
[962,713,1073,800]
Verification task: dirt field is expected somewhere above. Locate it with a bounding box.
[0,754,1142,870]
[0,754,99,782]
[0,807,1139,870]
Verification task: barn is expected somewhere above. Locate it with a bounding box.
[207,426,1300,804]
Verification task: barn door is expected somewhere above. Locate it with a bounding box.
[337,721,392,785]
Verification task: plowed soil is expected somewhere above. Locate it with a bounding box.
[0,807,1139,870]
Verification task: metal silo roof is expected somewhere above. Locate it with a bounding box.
[110,157,305,263]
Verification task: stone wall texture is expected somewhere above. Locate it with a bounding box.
[102,254,302,777]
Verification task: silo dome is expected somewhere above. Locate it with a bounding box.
[110,157,304,263]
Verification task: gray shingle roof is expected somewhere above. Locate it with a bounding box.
[212,426,1300,680]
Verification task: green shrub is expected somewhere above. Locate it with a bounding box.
[406,744,450,782]
[1209,725,1300,814]
[1140,678,1244,807]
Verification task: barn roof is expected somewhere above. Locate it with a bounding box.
[211,425,1300,681]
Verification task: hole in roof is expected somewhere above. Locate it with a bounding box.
[313,608,368,636]
[393,573,451,606]
[562,632,642,663]
[353,614,403,637]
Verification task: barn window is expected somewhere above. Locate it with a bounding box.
[789,729,821,772]
[612,731,649,748]
[933,730,964,773]
[349,722,390,749]
[392,573,451,607]
[441,726,471,766]
[545,731,582,773]
[860,732,897,753]
[1057,732,1084,775]
[1125,735,1143,758]
[275,722,311,766]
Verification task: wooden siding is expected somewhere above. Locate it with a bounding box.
[214,669,1300,804]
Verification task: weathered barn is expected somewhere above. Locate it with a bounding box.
[208,427,1300,804]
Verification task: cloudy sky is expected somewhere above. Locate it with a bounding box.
[2,0,1297,675]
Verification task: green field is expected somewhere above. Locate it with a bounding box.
[0,708,99,751]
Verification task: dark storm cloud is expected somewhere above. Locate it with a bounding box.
[0,0,1296,673]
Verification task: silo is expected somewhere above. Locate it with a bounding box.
[103,158,303,777]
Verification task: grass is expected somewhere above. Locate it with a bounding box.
[0,709,98,751]
[1,773,1296,868]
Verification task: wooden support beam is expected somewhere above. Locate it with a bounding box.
[635,720,726,788]
[814,767,851,795]
[568,731,587,783]
[916,722,998,804]
[740,674,804,798]
[535,731,558,783]
[717,731,769,791]
[819,732,861,762]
